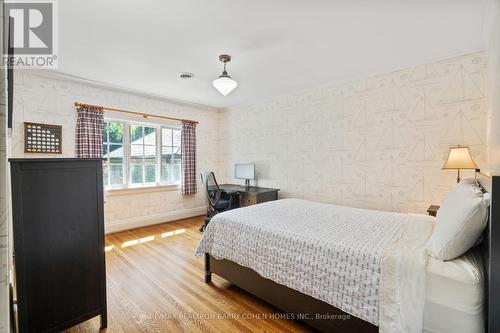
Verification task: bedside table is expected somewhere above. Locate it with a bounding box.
[427,205,440,217]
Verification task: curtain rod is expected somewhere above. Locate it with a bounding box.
[74,102,199,124]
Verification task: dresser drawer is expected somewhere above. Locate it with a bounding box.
[240,193,257,207]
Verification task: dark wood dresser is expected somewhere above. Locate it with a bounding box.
[9,158,107,333]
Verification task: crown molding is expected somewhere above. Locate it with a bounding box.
[483,0,500,47]
[30,69,219,112]
[224,48,486,111]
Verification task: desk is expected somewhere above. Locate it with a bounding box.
[219,184,279,207]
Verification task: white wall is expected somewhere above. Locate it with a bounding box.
[10,71,221,233]
[220,51,488,214]
[486,0,500,175]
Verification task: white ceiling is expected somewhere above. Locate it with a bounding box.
[58,0,489,109]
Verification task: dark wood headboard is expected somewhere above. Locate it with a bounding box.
[477,174,499,333]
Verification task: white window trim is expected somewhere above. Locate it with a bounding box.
[103,118,182,191]
[105,184,181,196]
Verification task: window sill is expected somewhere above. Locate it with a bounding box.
[105,184,181,196]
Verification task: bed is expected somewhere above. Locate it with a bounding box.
[196,175,499,333]
[424,250,484,332]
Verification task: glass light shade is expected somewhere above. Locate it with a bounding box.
[442,146,478,170]
[213,75,237,96]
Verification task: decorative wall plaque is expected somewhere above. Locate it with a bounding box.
[24,122,62,154]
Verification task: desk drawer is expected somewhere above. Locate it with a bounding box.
[240,193,257,207]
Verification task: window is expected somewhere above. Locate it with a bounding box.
[102,121,181,189]
[130,125,157,184]
[161,128,182,184]
[103,122,125,186]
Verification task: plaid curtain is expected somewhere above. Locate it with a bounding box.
[181,121,197,195]
[75,105,104,158]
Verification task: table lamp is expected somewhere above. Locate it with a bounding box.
[442,145,478,183]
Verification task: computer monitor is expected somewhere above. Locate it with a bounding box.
[235,163,255,188]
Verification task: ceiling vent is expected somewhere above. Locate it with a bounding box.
[179,72,194,79]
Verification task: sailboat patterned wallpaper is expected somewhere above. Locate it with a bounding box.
[220,51,487,213]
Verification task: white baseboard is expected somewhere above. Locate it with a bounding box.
[105,206,206,234]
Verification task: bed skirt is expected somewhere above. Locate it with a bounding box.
[205,253,377,333]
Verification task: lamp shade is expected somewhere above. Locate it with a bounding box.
[212,74,237,96]
[442,146,478,170]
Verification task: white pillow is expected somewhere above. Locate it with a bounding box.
[427,178,490,260]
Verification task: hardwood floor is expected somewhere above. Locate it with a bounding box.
[64,216,314,333]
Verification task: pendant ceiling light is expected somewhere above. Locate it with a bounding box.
[213,54,237,96]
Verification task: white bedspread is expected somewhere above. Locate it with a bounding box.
[195,198,434,331]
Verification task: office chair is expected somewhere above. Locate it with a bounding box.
[200,171,239,232]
